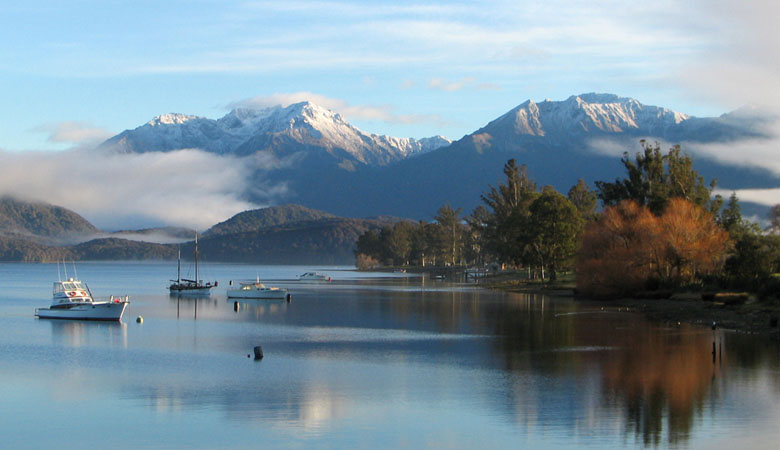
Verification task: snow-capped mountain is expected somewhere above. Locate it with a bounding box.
[99,102,451,167]
[461,93,764,153]
[98,93,775,221]
[491,93,688,137]
[279,93,776,219]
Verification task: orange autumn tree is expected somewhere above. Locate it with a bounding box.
[577,201,658,297]
[658,198,729,285]
[577,199,729,298]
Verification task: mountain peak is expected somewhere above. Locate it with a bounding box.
[147,113,199,126]
[100,98,451,165]
[574,93,625,104]
[480,93,691,139]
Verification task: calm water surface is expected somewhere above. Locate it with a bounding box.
[1,262,779,449]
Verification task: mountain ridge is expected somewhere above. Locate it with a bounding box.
[99,101,452,167]
[88,93,780,222]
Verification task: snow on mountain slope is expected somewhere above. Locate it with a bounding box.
[98,102,452,166]
[485,93,689,138]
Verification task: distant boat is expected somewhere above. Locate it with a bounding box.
[169,234,216,295]
[36,276,129,321]
[227,277,290,300]
[298,272,330,282]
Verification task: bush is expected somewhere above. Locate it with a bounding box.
[355,253,380,270]
[758,275,780,301]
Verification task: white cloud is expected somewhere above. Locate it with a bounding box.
[676,0,780,111]
[35,121,114,146]
[713,188,780,207]
[0,148,268,231]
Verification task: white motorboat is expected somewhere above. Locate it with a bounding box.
[35,277,129,321]
[169,233,216,295]
[227,278,290,300]
[298,272,330,282]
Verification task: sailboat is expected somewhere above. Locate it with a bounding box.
[169,234,216,295]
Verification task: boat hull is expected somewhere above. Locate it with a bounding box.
[36,301,129,321]
[169,286,213,295]
[227,289,288,300]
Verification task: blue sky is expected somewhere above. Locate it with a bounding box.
[2,0,773,151]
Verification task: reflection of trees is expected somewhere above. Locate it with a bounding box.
[600,329,719,447]
[488,296,734,447]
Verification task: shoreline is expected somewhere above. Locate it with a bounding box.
[478,274,780,339]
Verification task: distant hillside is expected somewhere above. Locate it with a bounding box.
[205,204,337,236]
[71,238,175,260]
[0,235,175,262]
[196,217,391,264]
[0,197,98,241]
[0,201,390,264]
[0,235,69,262]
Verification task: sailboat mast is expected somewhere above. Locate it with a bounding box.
[177,246,181,284]
[195,233,199,286]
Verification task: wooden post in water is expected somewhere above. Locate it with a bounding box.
[712,322,717,364]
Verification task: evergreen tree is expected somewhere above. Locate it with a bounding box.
[464,206,491,266]
[434,204,463,266]
[481,159,539,265]
[526,188,583,281]
[595,140,716,215]
[387,221,414,266]
[769,204,780,235]
[567,178,598,221]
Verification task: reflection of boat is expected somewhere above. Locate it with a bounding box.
[227,277,290,300]
[36,277,129,321]
[298,272,330,282]
[169,234,216,295]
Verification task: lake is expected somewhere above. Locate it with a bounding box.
[1,262,779,449]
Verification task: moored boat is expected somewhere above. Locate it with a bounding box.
[169,233,216,295]
[35,277,129,321]
[298,272,330,282]
[227,278,290,300]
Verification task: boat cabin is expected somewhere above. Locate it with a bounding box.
[53,278,93,303]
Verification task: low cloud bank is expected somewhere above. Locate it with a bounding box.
[0,148,276,231]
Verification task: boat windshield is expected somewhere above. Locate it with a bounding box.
[53,281,88,293]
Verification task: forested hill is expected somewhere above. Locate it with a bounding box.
[0,197,98,241]
[204,204,338,236]
[196,217,393,264]
[0,201,393,264]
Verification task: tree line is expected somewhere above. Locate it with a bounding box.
[355,140,780,298]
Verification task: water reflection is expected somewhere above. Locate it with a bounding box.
[145,285,780,446]
[600,327,722,446]
[169,294,219,319]
[6,269,780,448]
[488,295,780,447]
[49,320,128,348]
[229,298,289,318]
